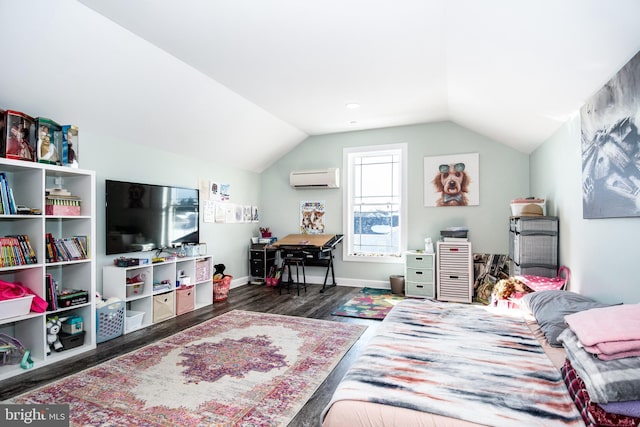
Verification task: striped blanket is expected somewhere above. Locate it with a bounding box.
[323,299,583,426]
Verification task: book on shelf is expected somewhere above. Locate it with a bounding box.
[0,234,38,267]
[0,172,14,215]
[45,233,88,262]
[45,274,58,311]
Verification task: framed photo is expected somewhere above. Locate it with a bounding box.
[424,153,480,207]
[300,200,325,234]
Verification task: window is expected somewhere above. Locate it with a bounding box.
[343,143,407,263]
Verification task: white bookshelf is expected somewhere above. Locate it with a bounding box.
[102,255,213,333]
[0,157,96,381]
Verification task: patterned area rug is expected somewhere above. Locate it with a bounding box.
[8,310,365,426]
[332,287,405,320]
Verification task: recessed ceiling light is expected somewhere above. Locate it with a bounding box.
[345,103,360,109]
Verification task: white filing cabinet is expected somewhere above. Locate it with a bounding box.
[437,241,473,303]
[405,251,435,298]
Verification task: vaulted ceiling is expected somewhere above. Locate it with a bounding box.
[68,1,640,170]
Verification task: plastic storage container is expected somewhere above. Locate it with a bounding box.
[96,300,125,343]
[125,310,144,332]
[0,295,34,320]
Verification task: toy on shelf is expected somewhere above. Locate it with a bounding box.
[46,317,63,354]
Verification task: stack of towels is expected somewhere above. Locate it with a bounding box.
[558,304,640,426]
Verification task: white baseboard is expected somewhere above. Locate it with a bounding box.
[232,275,391,291]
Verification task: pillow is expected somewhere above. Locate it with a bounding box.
[519,290,609,347]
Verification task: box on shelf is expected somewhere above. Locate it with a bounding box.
[36,117,62,165]
[176,275,191,287]
[96,300,125,343]
[2,110,37,161]
[195,259,211,283]
[58,331,85,351]
[125,281,144,298]
[61,124,79,167]
[57,289,89,308]
[153,292,175,323]
[45,203,81,216]
[0,295,34,320]
[125,310,144,332]
[61,315,83,335]
[176,286,195,315]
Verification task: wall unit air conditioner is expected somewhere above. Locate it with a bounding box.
[289,168,340,189]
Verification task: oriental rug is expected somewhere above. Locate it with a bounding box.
[8,310,366,427]
[332,287,405,320]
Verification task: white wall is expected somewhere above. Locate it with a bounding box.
[0,1,263,292]
[530,115,639,304]
[260,122,530,286]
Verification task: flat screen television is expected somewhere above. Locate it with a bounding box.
[105,179,199,255]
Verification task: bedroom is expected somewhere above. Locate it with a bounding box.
[1,0,640,425]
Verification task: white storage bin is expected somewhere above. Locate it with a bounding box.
[125,310,144,332]
[0,295,34,320]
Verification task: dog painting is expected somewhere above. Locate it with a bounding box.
[300,200,326,234]
[424,153,479,207]
[432,163,470,206]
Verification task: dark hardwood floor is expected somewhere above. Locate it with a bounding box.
[0,283,380,426]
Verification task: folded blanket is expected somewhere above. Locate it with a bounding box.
[583,340,640,361]
[565,304,640,347]
[600,400,640,418]
[558,328,640,403]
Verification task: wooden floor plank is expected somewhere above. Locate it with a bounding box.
[0,284,380,427]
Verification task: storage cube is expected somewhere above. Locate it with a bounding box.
[195,259,211,283]
[176,286,195,315]
[153,292,175,323]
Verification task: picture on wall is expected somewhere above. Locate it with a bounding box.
[424,153,480,207]
[581,50,640,219]
[300,200,325,234]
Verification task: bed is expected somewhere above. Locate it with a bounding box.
[322,298,584,427]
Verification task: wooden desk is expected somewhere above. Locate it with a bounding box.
[272,234,343,293]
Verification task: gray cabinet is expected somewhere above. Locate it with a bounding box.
[509,216,558,277]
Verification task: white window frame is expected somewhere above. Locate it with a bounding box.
[342,143,407,263]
